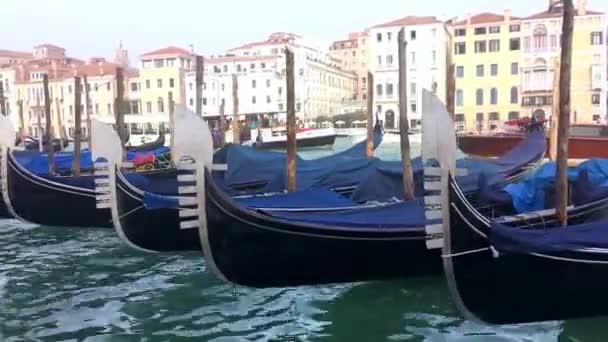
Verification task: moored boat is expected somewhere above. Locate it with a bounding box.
[253,127,337,149]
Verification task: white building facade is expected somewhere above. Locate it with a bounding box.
[185,33,357,122]
[368,16,449,130]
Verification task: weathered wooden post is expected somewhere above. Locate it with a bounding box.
[550,59,561,162]
[168,91,175,161]
[232,74,239,144]
[72,77,82,176]
[285,47,297,192]
[55,98,65,149]
[42,75,55,175]
[36,95,43,153]
[83,75,92,148]
[445,64,456,116]
[17,100,25,140]
[195,55,204,116]
[556,0,574,226]
[115,67,125,149]
[366,71,374,158]
[220,99,226,146]
[0,83,5,116]
[398,28,415,200]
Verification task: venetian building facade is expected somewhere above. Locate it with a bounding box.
[520,0,607,123]
[368,16,449,130]
[452,11,523,133]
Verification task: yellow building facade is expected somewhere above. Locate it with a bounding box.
[520,0,606,123]
[452,11,523,133]
[329,31,370,102]
[137,47,193,115]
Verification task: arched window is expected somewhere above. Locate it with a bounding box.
[533,25,548,51]
[476,89,484,105]
[510,87,519,104]
[157,97,164,113]
[490,88,498,105]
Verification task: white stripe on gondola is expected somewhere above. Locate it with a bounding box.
[178,197,197,206]
[425,209,442,221]
[177,174,196,182]
[424,181,442,191]
[94,161,112,209]
[178,158,199,230]
[424,196,442,206]
[425,223,443,235]
[426,238,444,250]
[180,220,199,230]
[178,186,197,195]
[94,178,110,185]
[425,167,468,177]
[179,208,198,218]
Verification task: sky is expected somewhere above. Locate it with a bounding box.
[2,0,607,60]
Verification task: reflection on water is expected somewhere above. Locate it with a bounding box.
[0,139,605,340]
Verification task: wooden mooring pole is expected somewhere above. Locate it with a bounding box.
[168,91,175,161]
[115,67,125,149]
[556,0,574,226]
[232,74,240,144]
[42,75,55,175]
[550,59,561,162]
[55,98,65,149]
[285,47,296,192]
[366,72,374,158]
[17,100,25,140]
[398,28,415,200]
[195,55,204,116]
[72,77,82,176]
[445,64,456,117]
[83,76,92,149]
[36,95,43,153]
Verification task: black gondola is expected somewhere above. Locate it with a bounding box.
[1,147,112,227]
[126,132,165,152]
[443,171,608,324]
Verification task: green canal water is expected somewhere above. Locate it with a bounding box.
[1,138,606,341]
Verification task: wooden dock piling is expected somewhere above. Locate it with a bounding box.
[366,72,374,158]
[195,55,204,116]
[42,75,55,175]
[83,76,92,149]
[285,47,296,192]
[398,28,415,201]
[232,74,240,144]
[556,0,574,226]
[72,77,82,176]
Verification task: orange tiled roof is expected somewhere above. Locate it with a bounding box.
[140,46,191,57]
[0,49,33,59]
[34,43,64,50]
[455,12,521,26]
[372,16,441,28]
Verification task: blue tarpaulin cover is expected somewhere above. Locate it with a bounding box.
[237,188,355,209]
[490,220,608,254]
[264,200,429,229]
[14,147,170,176]
[504,158,608,213]
[143,192,179,210]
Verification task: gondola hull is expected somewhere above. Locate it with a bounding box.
[203,169,441,288]
[114,169,200,252]
[255,133,337,149]
[4,149,112,227]
[444,175,608,324]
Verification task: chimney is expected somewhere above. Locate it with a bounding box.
[577,0,587,16]
[504,9,512,22]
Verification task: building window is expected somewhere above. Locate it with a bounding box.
[169,78,175,88]
[591,32,604,45]
[476,65,484,77]
[476,112,484,122]
[386,83,394,96]
[533,25,548,51]
[221,83,225,91]
[476,89,484,105]
[296,103,302,111]
[489,112,499,121]
[511,62,519,75]
[490,88,498,105]
[410,30,416,40]
[252,96,256,104]
[474,27,487,35]
[410,82,416,97]
[509,24,521,32]
[157,97,165,112]
[431,50,436,65]
[489,26,500,34]
[266,79,271,87]
[386,55,393,65]
[523,37,530,52]
[490,64,498,76]
[456,66,464,78]
[278,87,282,95]
[252,80,256,88]
[376,84,383,96]
[189,98,194,106]
[387,32,392,41]
[593,114,601,122]
[362,76,367,85]
[511,87,519,104]
[410,52,415,65]
[489,40,500,52]
[266,95,271,103]
[146,102,152,113]
[223,65,228,72]
[376,33,382,42]
[377,55,382,65]
[510,38,520,51]
[68,85,73,94]
[410,103,416,113]
[278,103,284,111]
[474,40,487,53]
[250,63,256,70]
[455,42,466,55]
[107,103,112,115]
[456,89,464,106]
[157,79,163,88]
[592,94,601,105]
[95,103,99,114]
[508,111,520,120]
[130,83,138,92]
[455,28,466,37]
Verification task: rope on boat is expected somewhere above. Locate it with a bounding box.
[441,247,491,259]
[529,252,608,264]
[117,205,144,220]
